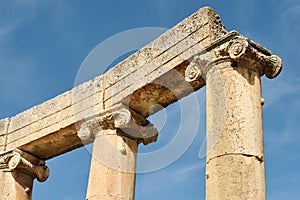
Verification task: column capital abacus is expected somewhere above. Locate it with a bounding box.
[185,31,282,82]
[77,103,158,145]
[0,149,49,182]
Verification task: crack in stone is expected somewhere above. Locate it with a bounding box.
[207,153,264,164]
[3,118,11,152]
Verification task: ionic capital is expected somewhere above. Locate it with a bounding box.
[77,103,158,145]
[185,31,282,82]
[0,149,49,182]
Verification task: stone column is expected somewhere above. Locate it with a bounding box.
[205,61,266,200]
[78,104,158,200]
[0,150,49,200]
[86,130,138,200]
[185,31,282,200]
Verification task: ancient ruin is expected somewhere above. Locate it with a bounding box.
[0,6,282,200]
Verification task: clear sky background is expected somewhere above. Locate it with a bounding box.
[0,0,299,199]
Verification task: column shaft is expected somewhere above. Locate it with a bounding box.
[86,129,138,200]
[205,62,266,200]
[0,171,34,200]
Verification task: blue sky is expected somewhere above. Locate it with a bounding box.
[0,0,300,199]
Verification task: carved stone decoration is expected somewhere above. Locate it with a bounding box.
[0,149,49,182]
[185,62,202,82]
[185,31,283,81]
[227,36,248,59]
[264,55,282,79]
[113,108,131,128]
[77,126,94,143]
[77,104,158,145]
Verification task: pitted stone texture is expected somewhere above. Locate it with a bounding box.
[0,150,49,183]
[77,103,158,145]
[0,118,10,152]
[205,61,266,200]
[206,155,265,200]
[0,170,34,200]
[6,76,104,159]
[206,63,264,160]
[1,6,226,159]
[103,6,225,90]
[185,31,283,84]
[103,6,226,113]
[0,5,283,200]
[0,150,49,200]
[86,130,137,200]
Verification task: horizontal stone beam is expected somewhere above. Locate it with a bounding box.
[0,7,227,160]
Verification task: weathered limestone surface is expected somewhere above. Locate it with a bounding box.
[5,76,104,159]
[206,65,264,160]
[0,170,34,200]
[86,130,138,200]
[77,103,158,145]
[0,118,10,152]
[184,31,282,199]
[205,63,266,200]
[0,150,49,199]
[0,5,283,200]
[206,155,265,200]
[1,6,226,160]
[79,103,157,200]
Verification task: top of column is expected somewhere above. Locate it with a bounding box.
[185,31,283,82]
[77,103,159,145]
